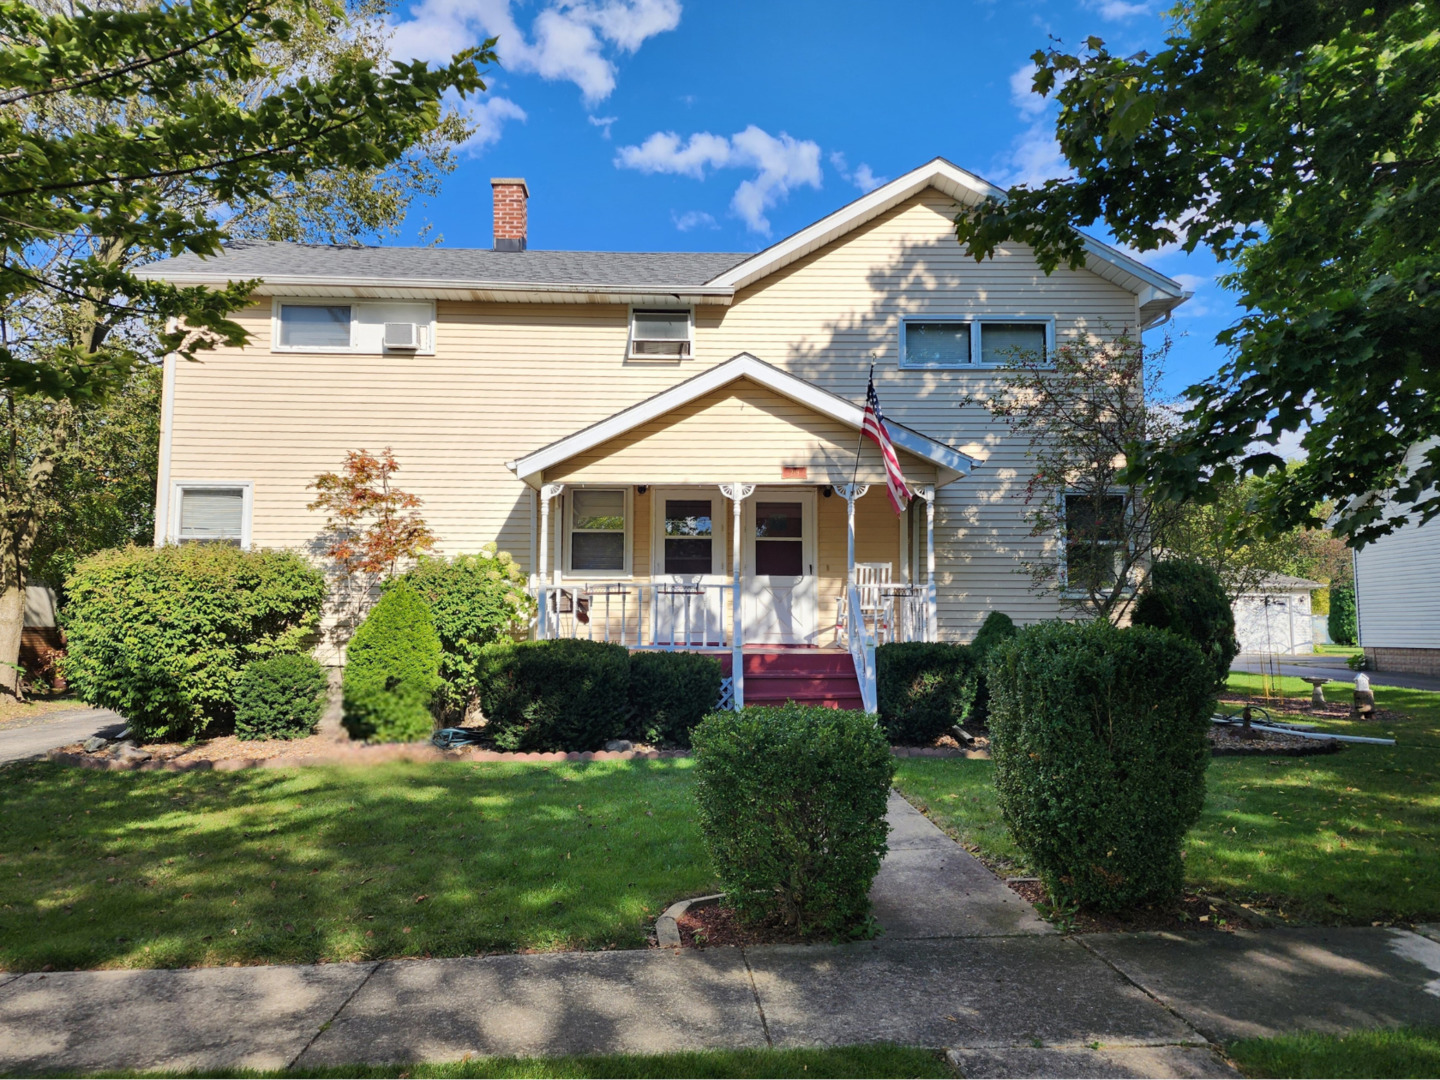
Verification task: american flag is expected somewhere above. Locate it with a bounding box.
[861,369,912,514]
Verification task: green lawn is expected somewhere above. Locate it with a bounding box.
[29,1045,953,1079]
[0,758,715,971]
[1314,643,1362,658]
[1228,1027,1440,1079]
[894,675,1440,923]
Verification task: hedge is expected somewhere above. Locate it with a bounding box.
[967,611,1018,730]
[987,620,1215,911]
[692,702,894,936]
[1131,560,1239,689]
[341,582,442,743]
[61,544,326,742]
[628,650,723,747]
[394,545,534,720]
[234,654,329,741]
[1329,585,1357,646]
[875,642,975,745]
[475,638,630,751]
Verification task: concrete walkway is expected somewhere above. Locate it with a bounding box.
[3,801,1440,1077]
[0,708,123,765]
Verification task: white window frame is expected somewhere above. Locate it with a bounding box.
[270,298,437,355]
[899,316,1055,369]
[626,306,694,363]
[564,485,633,578]
[168,480,253,550]
[650,487,728,579]
[1058,489,1131,597]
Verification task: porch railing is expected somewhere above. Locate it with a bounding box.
[845,584,878,714]
[835,583,929,646]
[536,582,736,648]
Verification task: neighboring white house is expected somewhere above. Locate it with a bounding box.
[1232,574,1319,656]
[1353,440,1440,676]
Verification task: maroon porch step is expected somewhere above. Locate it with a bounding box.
[724,649,864,710]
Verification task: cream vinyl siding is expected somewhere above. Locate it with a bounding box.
[1355,440,1440,650]
[163,188,1138,641]
[544,378,935,487]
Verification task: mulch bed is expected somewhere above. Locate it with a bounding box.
[675,902,807,949]
[1004,879,1267,934]
[1208,724,1343,757]
[1219,693,1399,726]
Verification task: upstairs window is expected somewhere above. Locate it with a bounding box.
[569,488,627,573]
[980,322,1047,364]
[176,485,247,546]
[902,321,970,366]
[278,304,351,349]
[901,318,1052,368]
[629,309,692,359]
[1063,493,1126,592]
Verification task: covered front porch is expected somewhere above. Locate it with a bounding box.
[505,354,975,711]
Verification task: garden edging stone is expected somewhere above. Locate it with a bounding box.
[656,894,724,948]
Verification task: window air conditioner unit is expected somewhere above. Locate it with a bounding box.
[384,322,421,350]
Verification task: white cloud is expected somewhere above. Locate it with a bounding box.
[829,151,887,193]
[1085,0,1150,19]
[389,0,680,105]
[1009,62,1048,120]
[992,61,1073,187]
[672,209,717,231]
[588,114,618,138]
[454,94,527,154]
[615,125,822,234]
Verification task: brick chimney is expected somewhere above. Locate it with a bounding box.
[491,178,529,251]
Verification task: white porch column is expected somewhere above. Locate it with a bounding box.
[719,483,754,709]
[918,485,936,641]
[834,484,869,586]
[537,483,564,638]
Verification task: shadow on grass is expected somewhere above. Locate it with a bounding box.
[0,759,717,971]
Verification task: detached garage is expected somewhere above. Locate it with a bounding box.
[1232,575,1320,656]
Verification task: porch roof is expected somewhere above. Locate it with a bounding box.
[506,353,977,488]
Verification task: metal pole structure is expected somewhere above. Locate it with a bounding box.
[537,483,563,639]
[834,484,869,587]
[720,483,754,709]
[919,486,936,641]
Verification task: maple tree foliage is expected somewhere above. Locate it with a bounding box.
[307,448,436,579]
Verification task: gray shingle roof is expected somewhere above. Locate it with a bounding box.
[139,240,751,287]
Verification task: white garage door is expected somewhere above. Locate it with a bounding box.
[1234,594,1302,654]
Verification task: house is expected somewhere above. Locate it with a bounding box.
[1353,439,1440,676]
[137,158,1188,709]
[1232,574,1320,656]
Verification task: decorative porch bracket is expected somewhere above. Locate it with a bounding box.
[916,485,937,641]
[718,482,755,709]
[832,484,870,587]
[536,483,565,638]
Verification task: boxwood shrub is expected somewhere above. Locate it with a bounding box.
[475,638,630,751]
[628,650,723,747]
[341,582,442,743]
[234,654,329,741]
[691,702,894,937]
[875,642,976,745]
[1131,560,1239,690]
[394,545,534,720]
[61,544,326,742]
[1329,584,1357,647]
[987,620,1216,911]
[967,610,1018,730]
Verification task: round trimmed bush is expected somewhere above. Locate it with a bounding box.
[987,620,1215,911]
[967,610,1018,730]
[61,544,326,742]
[475,638,629,751]
[691,703,894,937]
[395,545,534,720]
[876,642,975,745]
[628,650,723,747]
[341,582,442,742]
[1131,560,1239,689]
[234,654,329,741]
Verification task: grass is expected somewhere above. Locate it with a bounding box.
[1227,1027,1440,1078]
[893,674,1440,923]
[0,758,716,971]
[21,1045,954,1079]
[1314,643,1362,658]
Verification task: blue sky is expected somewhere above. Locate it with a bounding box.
[384,0,1233,397]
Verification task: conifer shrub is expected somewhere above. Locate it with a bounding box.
[1131,559,1239,689]
[967,610,1018,730]
[61,544,326,742]
[341,582,442,742]
[394,545,534,720]
[628,650,723,747]
[234,654,329,740]
[692,703,894,937]
[475,638,630,751]
[1329,585,1357,646]
[987,620,1215,911]
[875,642,975,745]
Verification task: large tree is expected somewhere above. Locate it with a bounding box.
[953,0,1439,547]
[0,0,495,695]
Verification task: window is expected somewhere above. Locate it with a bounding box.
[903,321,971,366]
[569,488,627,572]
[664,499,713,574]
[629,309,692,359]
[278,304,351,349]
[175,485,248,546]
[980,322,1047,364]
[1063,493,1126,591]
[754,501,804,576]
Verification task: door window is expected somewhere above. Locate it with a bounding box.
[754,501,804,576]
[664,499,713,574]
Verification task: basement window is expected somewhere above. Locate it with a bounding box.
[628,309,692,359]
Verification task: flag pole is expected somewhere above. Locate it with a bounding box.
[851,359,873,489]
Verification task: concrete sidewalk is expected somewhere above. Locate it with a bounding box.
[3,799,1439,1077]
[0,708,123,765]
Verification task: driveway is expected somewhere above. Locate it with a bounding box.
[0,708,125,765]
[1231,653,1440,693]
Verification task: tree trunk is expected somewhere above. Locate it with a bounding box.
[0,577,24,700]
